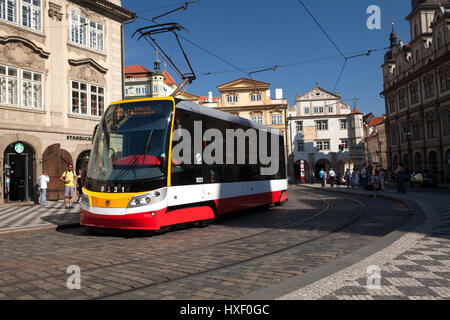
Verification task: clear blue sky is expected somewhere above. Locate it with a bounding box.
[123,0,413,116]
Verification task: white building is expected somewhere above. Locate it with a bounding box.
[288,84,365,181]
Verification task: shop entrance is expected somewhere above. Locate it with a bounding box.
[4,142,35,202]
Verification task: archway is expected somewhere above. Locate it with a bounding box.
[414,152,422,172]
[42,144,73,201]
[338,158,354,176]
[4,141,36,202]
[314,159,332,178]
[427,151,438,173]
[294,159,310,182]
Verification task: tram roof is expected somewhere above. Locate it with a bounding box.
[175,99,283,136]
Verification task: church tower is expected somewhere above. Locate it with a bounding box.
[151,53,165,97]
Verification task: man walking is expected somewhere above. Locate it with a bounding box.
[328,168,336,187]
[60,164,78,209]
[38,171,50,206]
[319,168,326,188]
[395,163,406,193]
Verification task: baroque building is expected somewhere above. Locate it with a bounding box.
[382,0,450,182]
[0,0,135,203]
[288,84,365,181]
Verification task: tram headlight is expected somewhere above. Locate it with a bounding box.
[127,191,162,208]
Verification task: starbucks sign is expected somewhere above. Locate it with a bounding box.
[14,143,24,154]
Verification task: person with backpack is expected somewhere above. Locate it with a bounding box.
[60,164,78,209]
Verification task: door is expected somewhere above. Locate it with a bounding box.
[42,144,73,201]
[6,153,28,201]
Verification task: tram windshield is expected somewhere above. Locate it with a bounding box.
[87,100,174,191]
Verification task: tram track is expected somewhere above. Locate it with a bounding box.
[0,189,334,290]
[96,193,368,300]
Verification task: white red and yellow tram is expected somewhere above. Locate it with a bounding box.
[80,97,288,230]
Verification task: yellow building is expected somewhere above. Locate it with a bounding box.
[213,78,289,152]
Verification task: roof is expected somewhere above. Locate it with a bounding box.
[198,96,220,103]
[85,0,136,20]
[125,65,152,78]
[163,70,177,86]
[368,116,384,127]
[350,107,363,115]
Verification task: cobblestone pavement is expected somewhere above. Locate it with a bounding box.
[0,202,80,231]
[279,185,450,300]
[0,187,410,300]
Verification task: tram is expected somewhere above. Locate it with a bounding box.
[80,97,288,230]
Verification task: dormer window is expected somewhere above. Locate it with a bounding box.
[250,93,262,101]
[227,95,238,103]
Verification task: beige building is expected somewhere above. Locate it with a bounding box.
[213,78,289,151]
[0,0,135,203]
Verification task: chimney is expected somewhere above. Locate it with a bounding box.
[275,88,283,100]
[208,91,213,103]
[266,89,271,98]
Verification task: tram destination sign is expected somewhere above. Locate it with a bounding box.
[67,135,92,142]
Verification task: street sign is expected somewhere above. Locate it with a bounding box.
[300,160,305,184]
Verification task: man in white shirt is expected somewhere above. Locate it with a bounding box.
[328,168,336,188]
[38,172,50,206]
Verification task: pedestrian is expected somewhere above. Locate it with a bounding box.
[76,169,85,204]
[4,174,10,203]
[361,166,367,189]
[395,163,406,193]
[38,171,50,206]
[60,164,78,209]
[319,168,326,188]
[379,168,385,191]
[328,168,336,187]
[345,169,351,188]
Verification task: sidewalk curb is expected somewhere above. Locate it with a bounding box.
[0,222,81,236]
[240,185,426,300]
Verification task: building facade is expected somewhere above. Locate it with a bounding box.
[363,114,388,168]
[0,0,135,203]
[288,84,365,181]
[214,78,289,149]
[382,0,450,182]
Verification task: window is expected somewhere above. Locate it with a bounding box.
[250,93,262,101]
[21,0,41,31]
[251,115,263,124]
[340,139,348,149]
[90,85,104,116]
[410,82,419,104]
[316,141,323,151]
[340,120,347,129]
[323,141,330,151]
[71,12,104,51]
[389,95,397,113]
[315,120,328,131]
[423,74,435,99]
[227,95,238,103]
[0,64,18,105]
[315,140,329,151]
[398,88,407,109]
[314,106,324,114]
[304,107,310,115]
[296,121,303,132]
[297,140,304,152]
[271,114,283,125]
[426,113,436,139]
[439,66,450,92]
[89,20,104,51]
[72,81,105,116]
[22,69,42,109]
[71,13,87,46]
[328,106,333,113]
[0,0,17,23]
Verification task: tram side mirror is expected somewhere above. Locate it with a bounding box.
[92,124,99,143]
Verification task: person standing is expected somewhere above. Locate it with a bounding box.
[345,169,351,189]
[319,168,326,188]
[38,171,50,206]
[76,169,85,204]
[395,163,406,193]
[60,164,78,209]
[328,168,336,188]
[360,166,367,189]
[379,168,386,191]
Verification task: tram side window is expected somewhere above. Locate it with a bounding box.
[171,109,204,186]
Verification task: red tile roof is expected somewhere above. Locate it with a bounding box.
[350,107,363,115]
[163,70,177,85]
[368,116,384,127]
[125,65,151,78]
[198,96,220,103]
